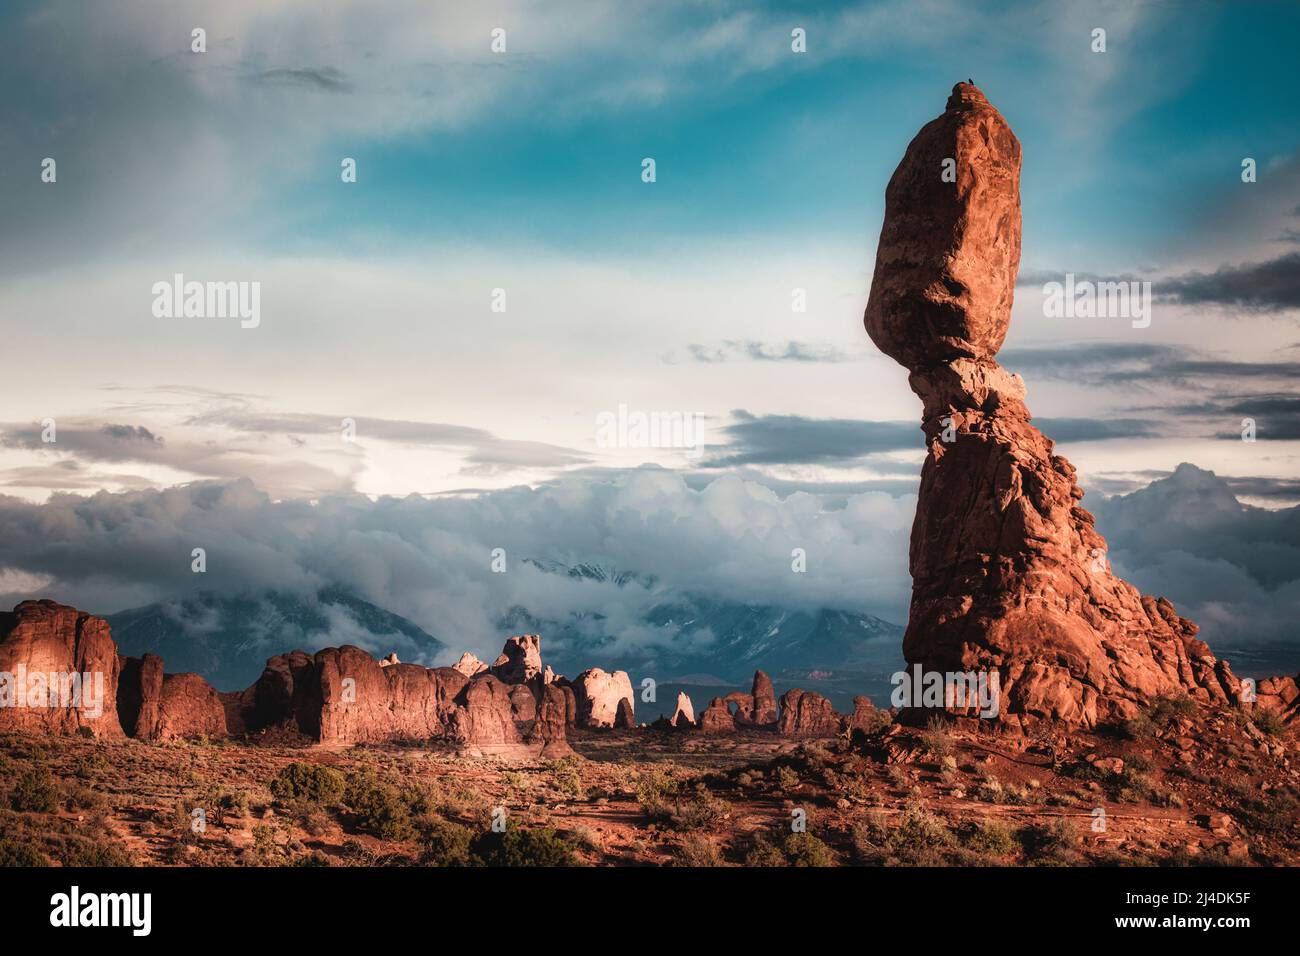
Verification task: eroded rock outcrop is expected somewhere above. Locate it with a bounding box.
[453,652,488,677]
[863,83,1240,728]
[153,673,229,740]
[1251,674,1300,726]
[778,688,842,738]
[0,601,123,738]
[671,691,696,728]
[491,634,542,684]
[314,646,468,745]
[699,697,735,734]
[847,695,878,732]
[572,668,635,729]
[751,670,778,726]
[528,684,573,757]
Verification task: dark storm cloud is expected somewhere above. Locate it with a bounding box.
[1034,418,1156,442]
[1002,342,1300,388]
[1150,394,1300,441]
[0,422,164,462]
[702,409,1152,469]
[1157,252,1300,312]
[1019,253,1300,313]
[703,411,921,467]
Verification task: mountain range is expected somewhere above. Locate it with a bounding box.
[108,587,445,691]
[102,464,1300,695]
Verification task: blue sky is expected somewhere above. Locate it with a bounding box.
[90,0,1300,270]
[0,0,1298,509]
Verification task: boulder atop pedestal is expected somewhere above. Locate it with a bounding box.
[862,83,1239,727]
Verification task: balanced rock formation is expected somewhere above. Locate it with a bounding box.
[572,668,635,729]
[863,83,1238,727]
[0,600,123,738]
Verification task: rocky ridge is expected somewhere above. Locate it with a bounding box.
[0,600,913,749]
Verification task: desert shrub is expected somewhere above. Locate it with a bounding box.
[0,838,49,866]
[8,768,59,813]
[292,851,333,867]
[469,826,580,867]
[853,805,976,866]
[419,817,473,866]
[1125,695,1198,738]
[783,832,835,866]
[1017,819,1078,865]
[974,773,1006,804]
[349,783,413,841]
[856,709,894,735]
[922,715,954,758]
[61,782,109,814]
[743,833,789,867]
[64,839,133,867]
[298,805,335,837]
[674,834,724,866]
[671,786,729,831]
[635,770,680,823]
[553,766,585,801]
[245,823,289,865]
[1125,753,1154,773]
[744,829,835,867]
[964,820,1017,856]
[338,839,376,866]
[1252,709,1287,737]
[219,789,251,819]
[774,765,800,792]
[269,763,345,806]
[1237,790,1299,836]
[563,824,602,854]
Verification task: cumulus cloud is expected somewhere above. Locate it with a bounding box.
[0,470,917,663]
[1091,464,1300,648]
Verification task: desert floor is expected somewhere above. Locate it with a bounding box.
[1,698,1296,867]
